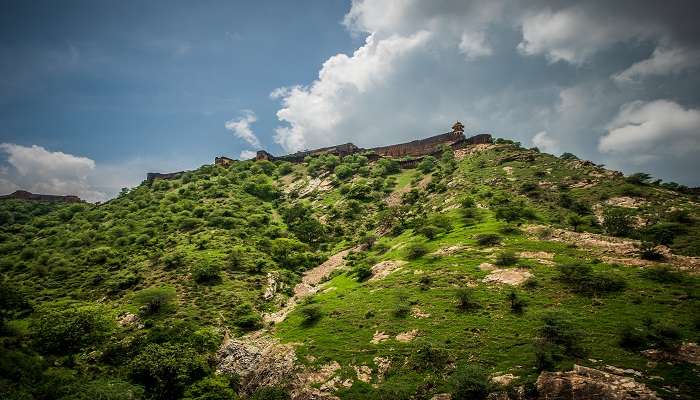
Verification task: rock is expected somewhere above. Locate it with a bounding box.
[369,260,407,280]
[395,329,419,343]
[642,342,700,365]
[432,245,466,256]
[373,357,391,382]
[536,364,660,400]
[263,272,278,300]
[491,373,517,386]
[518,251,555,266]
[430,394,452,400]
[411,306,430,319]
[217,335,296,395]
[371,331,390,344]
[482,269,533,286]
[117,312,143,329]
[353,365,372,383]
[478,262,498,271]
[605,196,646,208]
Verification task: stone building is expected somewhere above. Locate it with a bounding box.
[215,156,235,167]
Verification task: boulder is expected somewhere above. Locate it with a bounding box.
[536,365,660,400]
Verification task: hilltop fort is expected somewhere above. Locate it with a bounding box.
[148,122,492,180]
[0,190,83,203]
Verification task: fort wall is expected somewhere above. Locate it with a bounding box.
[0,190,82,203]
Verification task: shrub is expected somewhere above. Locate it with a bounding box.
[641,222,686,245]
[507,290,526,314]
[475,233,501,246]
[250,387,290,400]
[417,156,437,173]
[351,264,373,282]
[392,296,411,318]
[417,225,442,240]
[567,214,585,232]
[602,208,633,237]
[451,365,491,400]
[133,286,177,316]
[456,288,479,311]
[334,164,354,180]
[32,303,113,354]
[301,305,322,325]
[495,250,519,266]
[191,262,221,284]
[129,343,209,400]
[640,265,684,283]
[557,264,626,296]
[406,243,429,259]
[498,225,521,235]
[537,313,585,358]
[618,324,647,350]
[234,303,262,331]
[410,340,450,371]
[183,376,239,400]
[639,243,665,261]
[494,204,536,222]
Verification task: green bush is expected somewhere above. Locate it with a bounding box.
[475,233,501,246]
[495,250,518,266]
[31,303,113,354]
[129,343,209,400]
[183,376,239,400]
[410,340,450,371]
[250,387,290,400]
[640,265,684,283]
[406,243,429,259]
[537,313,586,359]
[557,264,626,296]
[416,225,442,240]
[351,264,373,282]
[301,305,322,325]
[507,290,526,314]
[451,364,491,400]
[602,208,633,237]
[456,288,479,311]
[191,262,221,284]
[133,286,177,315]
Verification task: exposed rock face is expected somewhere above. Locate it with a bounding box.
[642,342,700,365]
[217,335,297,395]
[482,269,533,285]
[536,365,660,400]
[369,260,407,280]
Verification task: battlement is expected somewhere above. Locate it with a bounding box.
[0,190,83,203]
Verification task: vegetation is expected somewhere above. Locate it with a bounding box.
[1,141,699,399]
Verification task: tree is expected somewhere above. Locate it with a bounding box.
[451,365,491,400]
[133,286,177,315]
[183,376,239,400]
[31,303,113,354]
[333,164,354,180]
[567,214,585,232]
[129,344,209,400]
[602,208,633,237]
[625,172,652,185]
[417,156,437,173]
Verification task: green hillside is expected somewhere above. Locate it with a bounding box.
[1,140,699,400]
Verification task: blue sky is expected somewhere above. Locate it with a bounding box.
[2,1,700,201]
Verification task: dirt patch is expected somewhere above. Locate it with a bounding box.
[353,365,372,383]
[297,176,334,197]
[491,373,517,386]
[370,260,407,281]
[502,166,514,175]
[519,251,556,265]
[411,306,430,319]
[642,342,700,365]
[454,144,495,160]
[482,269,533,285]
[605,196,646,208]
[396,329,419,343]
[432,245,466,256]
[525,225,700,273]
[569,179,597,189]
[264,247,359,324]
[371,331,390,344]
[478,262,497,271]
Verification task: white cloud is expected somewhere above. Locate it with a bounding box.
[458,31,492,59]
[225,110,261,148]
[613,46,700,82]
[518,7,654,64]
[239,150,257,160]
[599,99,700,157]
[532,131,559,154]
[0,143,106,202]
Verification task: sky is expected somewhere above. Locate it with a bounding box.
[2,0,700,202]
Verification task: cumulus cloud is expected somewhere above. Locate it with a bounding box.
[0,143,106,202]
[532,131,559,154]
[599,99,700,157]
[517,7,653,64]
[239,150,257,160]
[613,46,700,82]
[225,110,261,148]
[458,31,492,59]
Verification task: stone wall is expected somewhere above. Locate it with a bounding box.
[215,156,236,166]
[0,190,82,203]
[369,131,464,158]
[146,171,186,181]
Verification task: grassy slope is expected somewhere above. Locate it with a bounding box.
[1,142,699,399]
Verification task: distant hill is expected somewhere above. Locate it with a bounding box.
[1,136,698,400]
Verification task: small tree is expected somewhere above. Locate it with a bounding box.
[602,208,633,237]
[456,288,479,311]
[133,286,177,316]
[451,364,491,400]
[567,214,585,232]
[406,243,429,259]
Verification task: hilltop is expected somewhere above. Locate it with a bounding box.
[1,130,699,400]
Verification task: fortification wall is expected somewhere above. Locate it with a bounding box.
[369,131,463,157]
[146,171,186,181]
[0,190,82,203]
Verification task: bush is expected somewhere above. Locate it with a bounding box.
[410,340,450,371]
[507,290,526,314]
[351,264,373,282]
[494,204,536,222]
[456,288,479,311]
[537,313,585,358]
[191,262,221,284]
[183,376,239,400]
[301,305,322,325]
[639,243,665,261]
[495,251,518,266]
[129,343,209,400]
[618,324,647,350]
[249,387,290,400]
[417,225,442,240]
[475,233,501,247]
[334,164,354,180]
[641,222,685,245]
[234,303,262,331]
[557,264,626,296]
[406,243,429,259]
[640,265,684,283]
[451,365,491,400]
[602,208,633,237]
[133,286,177,316]
[32,303,113,355]
[417,156,437,173]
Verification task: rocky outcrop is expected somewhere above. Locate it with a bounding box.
[536,365,660,400]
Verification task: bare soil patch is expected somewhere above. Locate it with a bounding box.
[482,269,533,285]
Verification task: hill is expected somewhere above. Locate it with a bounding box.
[1,136,699,400]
